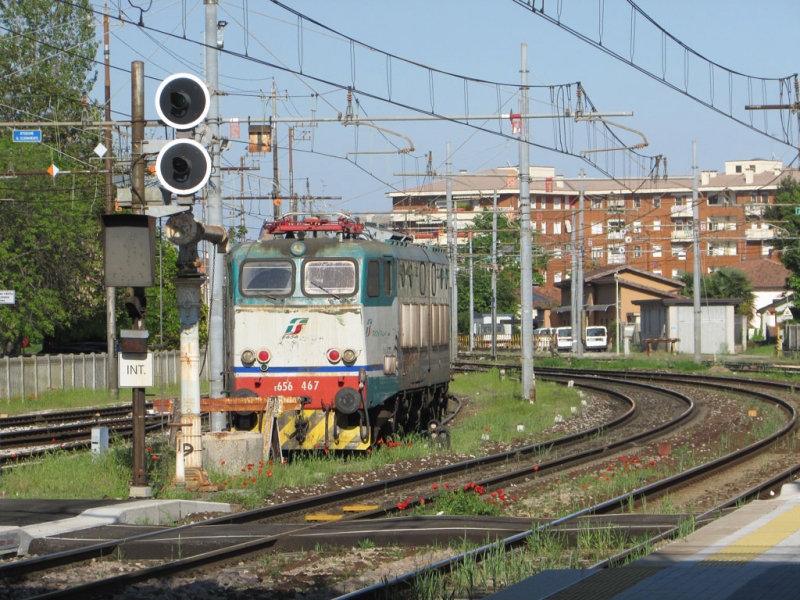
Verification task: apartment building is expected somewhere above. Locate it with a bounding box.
[387,160,799,285]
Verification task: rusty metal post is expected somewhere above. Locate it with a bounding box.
[129,61,150,496]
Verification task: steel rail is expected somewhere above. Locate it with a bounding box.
[334,371,797,599]
[1,375,698,597]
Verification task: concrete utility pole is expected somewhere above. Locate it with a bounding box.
[272,81,281,219]
[205,0,226,432]
[692,141,701,364]
[491,191,498,358]
[576,170,585,359]
[103,2,117,396]
[519,43,534,402]
[446,142,458,363]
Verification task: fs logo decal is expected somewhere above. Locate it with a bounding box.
[283,317,309,338]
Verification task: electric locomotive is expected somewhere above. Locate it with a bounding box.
[224,214,451,451]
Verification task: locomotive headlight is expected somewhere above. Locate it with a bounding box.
[257,349,271,363]
[290,241,306,256]
[342,348,357,364]
[241,349,256,366]
[327,348,341,363]
[334,387,361,414]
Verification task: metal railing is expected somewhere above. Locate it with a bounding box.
[0,350,194,402]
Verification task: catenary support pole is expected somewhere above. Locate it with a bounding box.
[576,170,585,358]
[103,3,117,397]
[447,142,458,363]
[491,191,498,358]
[205,0,226,431]
[693,141,702,363]
[519,43,534,402]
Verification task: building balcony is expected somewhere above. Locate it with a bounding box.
[671,229,693,241]
[744,204,766,217]
[744,227,775,241]
[670,205,692,218]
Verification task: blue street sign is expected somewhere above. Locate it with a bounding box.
[13,129,42,143]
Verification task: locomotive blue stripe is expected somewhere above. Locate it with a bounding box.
[233,365,383,374]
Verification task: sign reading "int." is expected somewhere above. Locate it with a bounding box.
[118,352,154,388]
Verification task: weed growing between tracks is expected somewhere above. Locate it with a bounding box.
[412,526,659,599]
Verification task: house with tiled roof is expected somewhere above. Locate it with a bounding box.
[724,259,792,336]
[550,265,685,331]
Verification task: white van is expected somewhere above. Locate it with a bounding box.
[554,327,573,351]
[585,326,609,351]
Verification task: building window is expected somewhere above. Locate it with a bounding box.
[591,197,603,210]
[553,221,562,235]
[540,221,547,235]
[653,197,661,209]
[552,247,562,259]
[652,245,662,258]
[674,196,686,206]
[553,271,563,283]
[591,222,603,235]
[633,196,641,208]
[672,269,680,278]
[653,220,661,231]
[763,245,774,257]
[608,247,625,265]
[554,196,562,210]
[653,269,663,276]
[633,221,642,233]
[633,245,642,258]
[591,247,604,260]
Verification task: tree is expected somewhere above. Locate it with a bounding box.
[456,208,548,333]
[0,0,97,123]
[676,267,755,316]
[765,177,800,297]
[0,1,101,354]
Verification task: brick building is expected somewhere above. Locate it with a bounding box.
[387,159,799,286]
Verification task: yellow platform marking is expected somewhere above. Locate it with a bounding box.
[701,503,800,565]
[343,505,380,512]
[305,514,343,522]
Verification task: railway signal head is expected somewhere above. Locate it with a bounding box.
[155,138,211,196]
[155,73,210,130]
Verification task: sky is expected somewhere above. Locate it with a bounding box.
[91,0,800,236]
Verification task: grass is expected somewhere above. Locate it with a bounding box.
[0,383,198,416]
[1,447,133,499]
[449,369,585,451]
[0,368,585,504]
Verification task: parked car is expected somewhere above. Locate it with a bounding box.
[585,326,609,351]
[554,327,573,351]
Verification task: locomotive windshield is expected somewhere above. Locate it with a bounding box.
[241,260,294,296]
[304,260,357,296]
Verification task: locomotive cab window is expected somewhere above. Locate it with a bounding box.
[384,260,393,295]
[367,260,380,297]
[304,260,357,296]
[241,260,294,296]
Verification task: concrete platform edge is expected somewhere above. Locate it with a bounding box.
[0,499,232,556]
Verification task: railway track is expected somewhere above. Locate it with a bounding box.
[0,403,171,465]
[0,374,721,597]
[2,369,798,598]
